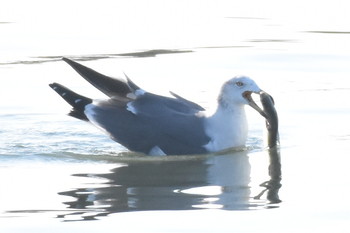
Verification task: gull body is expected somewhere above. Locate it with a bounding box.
[50,58,264,155]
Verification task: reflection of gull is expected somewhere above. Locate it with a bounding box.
[50,58,266,155]
[58,150,252,220]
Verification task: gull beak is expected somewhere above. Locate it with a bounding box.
[243,91,267,118]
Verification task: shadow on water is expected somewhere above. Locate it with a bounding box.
[57,148,282,221]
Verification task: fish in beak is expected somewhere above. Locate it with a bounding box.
[243,91,267,118]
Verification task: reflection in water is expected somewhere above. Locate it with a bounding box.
[58,149,282,221]
[254,147,282,204]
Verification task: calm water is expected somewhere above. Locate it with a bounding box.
[1,0,350,232]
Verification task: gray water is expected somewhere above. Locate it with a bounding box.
[1,0,350,232]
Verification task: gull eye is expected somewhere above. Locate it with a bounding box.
[235,81,244,87]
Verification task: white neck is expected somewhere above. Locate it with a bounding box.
[204,103,248,152]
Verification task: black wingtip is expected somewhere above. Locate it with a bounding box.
[49,82,92,121]
[62,57,71,63]
[49,82,62,91]
[62,57,79,67]
[61,57,87,73]
[49,82,92,109]
[62,57,132,98]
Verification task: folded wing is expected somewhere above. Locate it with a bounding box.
[54,58,210,155]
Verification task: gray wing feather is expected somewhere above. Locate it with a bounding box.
[89,94,210,155]
[170,91,205,111]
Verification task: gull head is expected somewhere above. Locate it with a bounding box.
[219,76,266,117]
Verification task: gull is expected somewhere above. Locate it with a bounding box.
[50,58,266,155]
